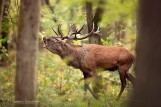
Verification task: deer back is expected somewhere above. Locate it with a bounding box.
[81,44,134,71]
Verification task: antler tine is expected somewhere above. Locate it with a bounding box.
[93,26,102,36]
[76,24,85,34]
[52,27,59,36]
[77,23,95,40]
[67,23,95,40]
[58,24,63,37]
[66,23,77,37]
[57,23,101,40]
[97,26,100,32]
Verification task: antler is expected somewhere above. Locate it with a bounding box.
[67,23,101,40]
[52,27,59,36]
[52,23,101,40]
[58,24,63,37]
[66,24,77,37]
[76,24,85,34]
[52,24,64,37]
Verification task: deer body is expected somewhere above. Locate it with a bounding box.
[64,44,134,73]
[81,44,134,71]
[43,23,135,100]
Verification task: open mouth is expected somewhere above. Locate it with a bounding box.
[43,37,47,48]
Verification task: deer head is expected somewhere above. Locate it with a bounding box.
[43,23,101,54]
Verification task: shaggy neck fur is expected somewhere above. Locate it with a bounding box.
[56,44,87,69]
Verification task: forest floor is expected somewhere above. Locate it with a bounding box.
[0,51,134,107]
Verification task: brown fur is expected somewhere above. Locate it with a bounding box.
[43,37,135,100]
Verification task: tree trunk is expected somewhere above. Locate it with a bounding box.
[86,0,105,44]
[85,1,96,44]
[93,0,105,30]
[41,0,54,12]
[41,0,60,22]
[0,0,5,29]
[129,0,161,106]
[93,0,105,44]
[15,0,40,107]
[114,21,126,42]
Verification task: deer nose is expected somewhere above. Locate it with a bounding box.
[43,36,48,44]
[43,36,47,41]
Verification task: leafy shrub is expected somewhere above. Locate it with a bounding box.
[0,51,133,107]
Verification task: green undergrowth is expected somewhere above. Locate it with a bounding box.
[0,51,134,107]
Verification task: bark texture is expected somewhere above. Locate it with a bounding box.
[129,0,161,106]
[0,0,4,28]
[85,1,95,43]
[86,0,105,44]
[15,0,40,107]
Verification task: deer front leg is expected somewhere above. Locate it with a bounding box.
[84,78,99,99]
[83,72,99,99]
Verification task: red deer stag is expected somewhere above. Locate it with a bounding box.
[43,23,135,100]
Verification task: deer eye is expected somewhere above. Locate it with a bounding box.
[47,38,53,42]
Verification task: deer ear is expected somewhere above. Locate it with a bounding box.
[54,38,62,43]
[60,39,68,44]
[60,39,72,47]
[66,39,72,43]
[57,39,66,45]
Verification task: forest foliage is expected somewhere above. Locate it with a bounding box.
[0,0,137,107]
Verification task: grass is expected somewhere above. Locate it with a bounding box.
[0,51,134,107]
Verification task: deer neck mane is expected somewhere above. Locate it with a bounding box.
[57,43,79,59]
[57,44,87,68]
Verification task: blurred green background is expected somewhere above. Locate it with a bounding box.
[0,0,137,106]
